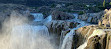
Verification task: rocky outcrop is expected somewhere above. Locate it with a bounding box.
[51,10,75,20]
[45,20,79,35]
[98,9,111,28]
[78,11,104,24]
[75,25,98,48]
[36,6,51,18]
[45,20,79,47]
[85,34,106,49]
[74,9,111,49]
[74,25,108,49]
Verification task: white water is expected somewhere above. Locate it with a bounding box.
[61,30,75,49]
[43,15,52,24]
[0,12,56,49]
[31,13,44,21]
[0,24,55,49]
[10,25,52,49]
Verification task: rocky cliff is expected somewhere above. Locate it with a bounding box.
[73,9,111,49]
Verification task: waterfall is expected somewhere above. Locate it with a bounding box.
[61,30,75,49]
[0,11,56,49]
[43,15,52,24]
[44,15,52,22]
[0,24,55,49]
[61,13,91,49]
[31,13,44,21]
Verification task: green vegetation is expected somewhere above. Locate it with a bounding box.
[103,0,106,7]
[51,4,56,8]
[109,2,111,5]
[79,11,84,15]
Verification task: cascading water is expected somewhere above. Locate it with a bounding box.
[60,13,91,49]
[0,12,55,49]
[31,13,44,21]
[61,30,75,49]
[43,15,52,24]
[9,25,53,49]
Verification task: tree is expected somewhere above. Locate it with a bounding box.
[103,0,106,7]
[109,2,111,5]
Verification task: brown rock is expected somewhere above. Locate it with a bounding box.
[85,33,106,49]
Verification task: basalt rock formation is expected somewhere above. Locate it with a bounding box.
[45,20,79,35]
[51,10,75,20]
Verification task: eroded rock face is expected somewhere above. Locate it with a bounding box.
[85,34,106,49]
[72,9,111,49]
[51,10,75,20]
[98,9,111,28]
[45,20,78,47]
[78,11,104,24]
[75,25,97,48]
[74,25,111,49]
[45,20,79,35]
